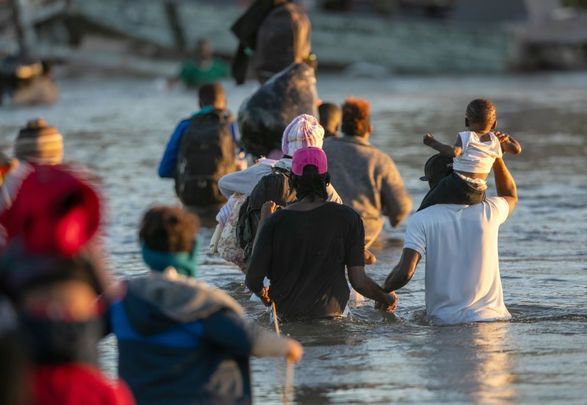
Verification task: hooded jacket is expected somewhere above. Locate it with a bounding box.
[111,271,289,405]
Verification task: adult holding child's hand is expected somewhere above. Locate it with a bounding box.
[246,147,395,320]
[374,290,398,313]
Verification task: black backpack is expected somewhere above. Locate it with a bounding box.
[175,110,236,207]
[236,167,297,268]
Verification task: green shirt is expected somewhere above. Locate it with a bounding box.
[179,59,229,87]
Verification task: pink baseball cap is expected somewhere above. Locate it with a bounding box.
[291,147,328,176]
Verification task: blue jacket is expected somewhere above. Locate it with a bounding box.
[110,272,286,405]
[158,108,239,178]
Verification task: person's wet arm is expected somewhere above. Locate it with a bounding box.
[345,212,395,310]
[383,248,421,292]
[348,266,396,311]
[493,157,518,215]
[245,218,273,298]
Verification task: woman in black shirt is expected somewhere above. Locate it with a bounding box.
[246,147,396,320]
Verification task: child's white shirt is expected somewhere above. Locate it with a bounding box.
[452,131,503,174]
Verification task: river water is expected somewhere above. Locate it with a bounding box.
[1,71,586,404]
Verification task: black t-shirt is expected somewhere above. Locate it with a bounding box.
[246,202,365,320]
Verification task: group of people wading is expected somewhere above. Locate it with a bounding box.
[0,0,522,403]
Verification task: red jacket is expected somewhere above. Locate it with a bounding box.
[33,364,134,405]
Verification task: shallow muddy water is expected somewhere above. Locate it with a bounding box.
[1,71,586,404]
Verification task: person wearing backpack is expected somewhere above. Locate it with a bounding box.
[111,205,303,404]
[213,114,339,267]
[210,114,333,271]
[158,83,238,214]
[230,0,312,85]
[246,147,396,320]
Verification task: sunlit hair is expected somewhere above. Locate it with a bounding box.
[139,206,199,253]
[198,82,224,107]
[318,102,341,132]
[466,99,496,129]
[342,97,371,137]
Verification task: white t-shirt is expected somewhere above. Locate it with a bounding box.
[404,197,512,325]
[453,131,503,174]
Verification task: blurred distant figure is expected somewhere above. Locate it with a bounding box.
[0,165,134,405]
[0,118,63,213]
[318,102,342,138]
[255,0,311,83]
[0,152,16,187]
[231,0,312,84]
[158,83,237,215]
[0,298,28,405]
[323,98,412,247]
[321,0,352,11]
[111,205,302,404]
[168,39,229,88]
[12,61,59,106]
[0,58,58,106]
[0,152,17,246]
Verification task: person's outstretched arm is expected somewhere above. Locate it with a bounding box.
[383,248,421,292]
[493,157,518,215]
[203,310,303,363]
[495,131,522,155]
[348,266,397,312]
[423,133,462,157]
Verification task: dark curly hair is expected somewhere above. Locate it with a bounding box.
[341,97,371,137]
[139,206,199,253]
[291,165,330,202]
[466,99,496,128]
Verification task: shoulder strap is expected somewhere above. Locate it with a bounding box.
[271,166,290,176]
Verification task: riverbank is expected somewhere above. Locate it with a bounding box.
[4,0,587,76]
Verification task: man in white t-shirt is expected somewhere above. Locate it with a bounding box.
[383,154,518,325]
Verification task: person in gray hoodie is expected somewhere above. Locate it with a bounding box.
[323,98,412,247]
[110,206,302,405]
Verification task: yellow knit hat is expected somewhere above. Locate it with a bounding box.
[14,118,63,165]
